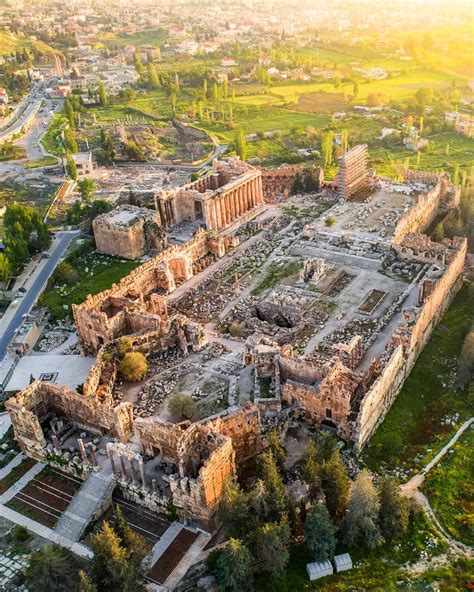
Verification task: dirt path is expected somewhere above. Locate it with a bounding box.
[400,417,473,557]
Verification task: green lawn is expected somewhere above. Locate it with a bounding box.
[251,260,302,295]
[363,284,474,471]
[94,27,168,49]
[41,251,139,319]
[254,511,450,591]
[421,426,474,546]
[41,112,69,156]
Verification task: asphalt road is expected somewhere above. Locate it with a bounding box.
[0,231,79,360]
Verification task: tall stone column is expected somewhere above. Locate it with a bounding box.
[239,186,245,214]
[88,443,98,468]
[108,448,117,474]
[129,459,138,487]
[256,175,264,203]
[224,194,230,226]
[119,454,128,481]
[77,439,88,465]
[215,198,222,230]
[139,459,147,492]
[235,187,242,216]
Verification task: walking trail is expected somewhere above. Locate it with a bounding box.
[400,417,473,557]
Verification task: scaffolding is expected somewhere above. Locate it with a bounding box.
[337,144,370,201]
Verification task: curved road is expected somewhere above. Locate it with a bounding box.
[0,231,80,360]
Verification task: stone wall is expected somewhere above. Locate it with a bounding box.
[73,229,224,354]
[93,205,163,260]
[392,175,458,243]
[5,381,134,461]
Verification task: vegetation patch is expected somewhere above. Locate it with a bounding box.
[421,426,474,546]
[251,260,302,295]
[40,244,140,319]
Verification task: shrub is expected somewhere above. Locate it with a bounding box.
[119,352,148,381]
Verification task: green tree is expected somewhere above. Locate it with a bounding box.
[253,520,290,577]
[0,252,11,286]
[267,429,286,472]
[67,157,78,181]
[344,469,383,549]
[305,503,336,562]
[97,81,108,107]
[260,452,287,522]
[217,480,254,539]
[65,98,75,128]
[79,570,96,592]
[114,505,147,565]
[235,129,247,160]
[216,538,253,592]
[432,222,444,242]
[117,336,133,357]
[77,178,97,202]
[321,452,350,520]
[378,477,409,542]
[119,352,148,382]
[90,522,141,592]
[168,393,197,418]
[302,441,322,501]
[64,126,78,153]
[24,545,81,592]
[147,62,160,89]
[321,131,334,167]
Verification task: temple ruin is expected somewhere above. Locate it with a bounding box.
[6,146,467,533]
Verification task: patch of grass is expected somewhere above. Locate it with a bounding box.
[40,250,140,319]
[41,112,69,156]
[0,458,36,495]
[421,427,474,545]
[363,284,474,471]
[251,260,302,295]
[25,156,58,169]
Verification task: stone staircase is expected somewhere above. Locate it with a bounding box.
[54,467,115,542]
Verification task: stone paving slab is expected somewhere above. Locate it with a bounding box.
[0,453,24,481]
[0,462,44,504]
[0,505,92,558]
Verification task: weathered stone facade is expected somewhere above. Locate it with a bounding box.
[73,228,231,354]
[93,204,164,260]
[155,158,264,232]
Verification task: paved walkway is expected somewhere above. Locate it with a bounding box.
[164,530,211,591]
[0,462,44,504]
[143,521,183,570]
[0,454,24,481]
[0,505,92,558]
[401,417,474,557]
[54,465,115,542]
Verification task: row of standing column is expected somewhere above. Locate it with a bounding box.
[108,448,148,493]
[207,176,262,230]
